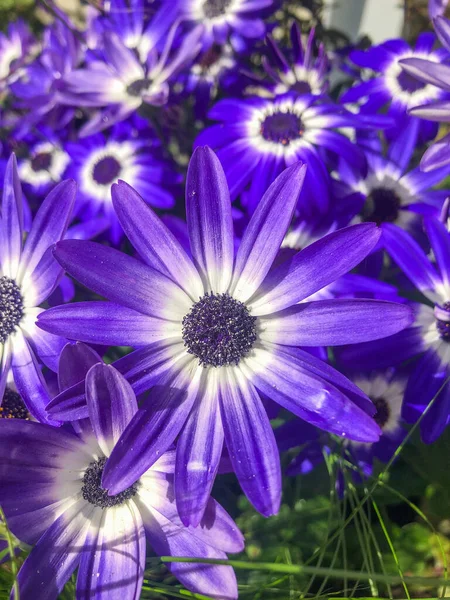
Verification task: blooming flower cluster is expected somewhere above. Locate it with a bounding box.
[0,1,449,598]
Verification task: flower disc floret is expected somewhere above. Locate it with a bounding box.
[362,187,401,225]
[0,276,24,343]
[92,156,122,185]
[0,388,30,420]
[436,302,450,340]
[260,111,303,145]
[81,456,138,509]
[372,397,390,428]
[182,292,257,367]
[203,0,233,19]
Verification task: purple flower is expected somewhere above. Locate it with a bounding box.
[341,33,449,139]
[399,16,450,171]
[174,0,277,51]
[195,93,387,214]
[39,147,413,526]
[337,122,449,231]
[0,154,75,424]
[0,342,242,600]
[65,121,178,244]
[18,135,70,196]
[246,24,329,97]
[0,20,36,92]
[60,25,201,136]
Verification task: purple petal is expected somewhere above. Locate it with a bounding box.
[86,363,138,456]
[53,240,192,319]
[102,359,201,495]
[382,223,441,299]
[219,367,281,517]
[58,342,102,392]
[21,246,64,307]
[76,502,145,600]
[136,499,238,600]
[186,147,234,293]
[13,499,93,600]
[0,154,23,278]
[231,162,307,303]
[175,371,224,527]
[112,181,204,300]
[259,299,414,346]
[38,302,177,346]
[19,180,76,283]
[22,313,66,372]
[424,217,450,290]
[243,343,381,442]
[420,134,450,171]
[400,57,450,91]
[248,223,381,315]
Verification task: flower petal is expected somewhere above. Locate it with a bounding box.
[186,147,234,293]
[219,367,281,517]
[248,223,381,315]
[0,154,23,279]
[231,162,307,303]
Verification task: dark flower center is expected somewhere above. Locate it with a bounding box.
[199,44,222,70]
[81,457,138,509]
[362,187,401,225]
[182,292,257,367]
[92,156,121,185]
[397,70,426,93]
[0,388,30,420]
[203,0,232,19]
[372,397,390,429]
[126,78,150,97]
[292,80,312,95]
[261,111,303,145]
[436,301,450,340]
[0,276,24,344]
[31,152,52,172]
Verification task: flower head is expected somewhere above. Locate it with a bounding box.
[39,147,413,527]
[0,342,242,600]
[0,154,75,424]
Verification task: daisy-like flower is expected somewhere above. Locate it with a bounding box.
[245,24,329,97]
[18,137,70,196]
[0,154,75,424]
[66,122,176,244]
[0,342,242,600]
[175,0,276,50]
[59,24,201,137]
[338,218,450,443]
[341,33,449,138]
[399,15,450,171]
[337,122,449,232]
[195,93,387,213]
[39,147,412,526]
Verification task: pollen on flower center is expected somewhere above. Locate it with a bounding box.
[81,457,138,509]
[92,156,121,185]
[436,301,450,341]
[372,397,390,428]
[203,0,233,19]
[260,111,303,145]
[31,151,52,172]
[0,388,30,420]
[126,78,151,97]
[362,187,401,225]
[182,292,257,367]
[0,276,24,344]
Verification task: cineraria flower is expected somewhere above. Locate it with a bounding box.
[60,25,201,136]
[196,93,386,213]
[341,33,449,138]
[18,137,70,196]
[0,154,75,424]
[0,345,242,600]
[66,122,177,244]
[10,21,80,135]
[399,15,450,171]
[174,0,276,51]
[337,122,449,232]
[0,20,36,91]
[245,25,329,97]
[39,147,413,526]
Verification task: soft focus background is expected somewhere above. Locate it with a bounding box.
[2,1,450,599]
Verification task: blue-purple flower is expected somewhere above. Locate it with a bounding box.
[65,121,177,243]
[0,20,36,92]
[0,154,75,424]
[0,342,242,600]
[18,135,70,196]
[39,147,412,527]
